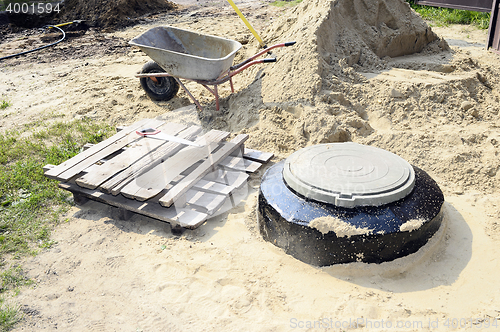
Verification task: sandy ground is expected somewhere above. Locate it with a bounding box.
[1,1,500,331]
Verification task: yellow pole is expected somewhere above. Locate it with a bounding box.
[53,22,75,27]
[226,0,266,47]
[47,21,82,28]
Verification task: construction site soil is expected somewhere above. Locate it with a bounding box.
[5,0,177,29]
[1,0,500,331]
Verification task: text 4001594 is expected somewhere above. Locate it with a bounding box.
[5,2,61,14]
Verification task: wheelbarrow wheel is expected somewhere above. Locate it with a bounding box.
[139,61,179,101]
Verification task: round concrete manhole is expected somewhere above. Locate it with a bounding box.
[258,143,444,266]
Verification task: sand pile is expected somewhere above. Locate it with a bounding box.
[204,0,500,198]
[357,62,500,196]
[211,0,447,154]
[254,0,446,103]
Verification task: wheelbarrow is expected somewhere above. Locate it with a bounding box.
[129,26,295,111]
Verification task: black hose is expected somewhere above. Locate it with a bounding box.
[0,25,66,61]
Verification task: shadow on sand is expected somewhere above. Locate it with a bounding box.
[322,202,472,293]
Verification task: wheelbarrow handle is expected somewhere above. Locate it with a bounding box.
[210,58,276,85]
[230,41,296,71]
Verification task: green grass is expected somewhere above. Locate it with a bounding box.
[269,0,489,28]
[0,266,33,294]
[406,0,491,29]
[270,0,303,7]
[0,118,112,330]
[0,119,112,256]
[0,298,21,332]
[0,101,10,111]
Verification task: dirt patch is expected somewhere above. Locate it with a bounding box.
[57,0,177,30]
[6,0,178,30]
[0,28,130,64]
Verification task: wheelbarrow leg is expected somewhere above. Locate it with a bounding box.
[201,84,220,112]
[174,78,204,112]
[230,77,234,93]
[214,84,220,111]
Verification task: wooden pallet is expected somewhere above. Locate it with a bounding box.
[43,119,273,229]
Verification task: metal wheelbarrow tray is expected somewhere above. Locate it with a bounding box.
[130,26,242,81]
[130,26,295,111]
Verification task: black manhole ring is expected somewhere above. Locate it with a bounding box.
[258,152,444,266]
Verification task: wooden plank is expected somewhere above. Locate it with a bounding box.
[194,169,248,195]
[100,126,209,195]
[205,168,249,187]
[75,122,187,190]
[120,130,231,201]
[215,184,250,213]
[219,156,262,173]
[164,169,249,215]
[243,148,274,163]
[79,163,101,175]
[192,179,234,196]
[166,167,248,195]
[185,190,227,215]
[53,119,165,181]
[83,143,94,151]
[44,118,160,181]
[58,183,208,229]
[159,134,249,207]
[170,168,248,196]
[214,169,249,188]
[43,164,56,173]
[78,143,271,169]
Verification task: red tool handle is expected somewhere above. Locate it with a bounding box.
[136,128,160,136]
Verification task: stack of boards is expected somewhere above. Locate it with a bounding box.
[44,119,273,229]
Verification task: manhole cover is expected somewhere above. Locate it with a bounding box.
[283,143,415,207]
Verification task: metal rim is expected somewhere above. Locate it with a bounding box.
[145,73,172,96]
